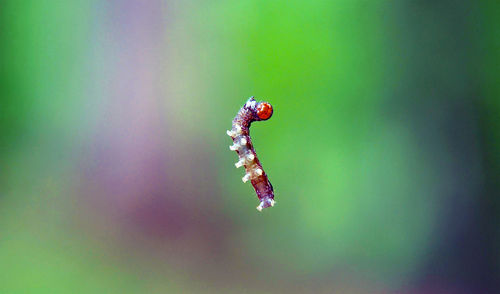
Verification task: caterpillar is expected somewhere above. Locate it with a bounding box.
[227,97,275,211]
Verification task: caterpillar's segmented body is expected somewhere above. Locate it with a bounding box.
[227,97,275,211]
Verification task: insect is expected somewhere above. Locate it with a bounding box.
[227,96,275,211]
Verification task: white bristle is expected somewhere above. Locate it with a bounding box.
[255,168,263,176]
[247,153,255,161]
[235,159,244,168]
[242,174,250,183]
[229,144,239,151]
[246,99,256,109]
[226,130,234,137]
[240,137,247,145]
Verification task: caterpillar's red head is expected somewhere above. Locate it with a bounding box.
[256,102,273,120]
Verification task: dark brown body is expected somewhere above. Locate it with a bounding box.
[227,97,275,211]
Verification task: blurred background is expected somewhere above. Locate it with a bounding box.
[0,1,498,293]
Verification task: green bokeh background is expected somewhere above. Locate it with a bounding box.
[1,1,498,293]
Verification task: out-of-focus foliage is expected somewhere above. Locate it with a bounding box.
[1,1,498,293]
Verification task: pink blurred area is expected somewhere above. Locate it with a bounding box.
[78,0,234,277]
